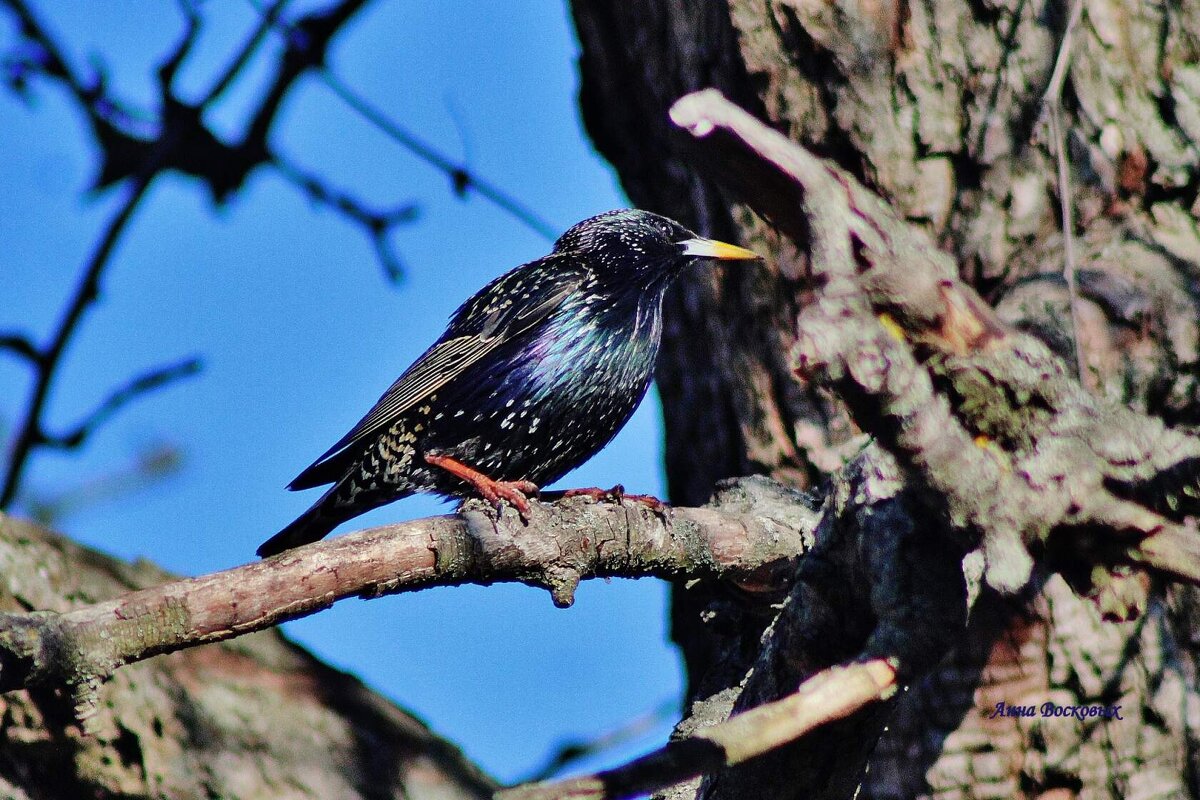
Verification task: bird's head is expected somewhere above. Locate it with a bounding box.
[553,209,760,292]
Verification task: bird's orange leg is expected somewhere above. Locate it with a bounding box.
[424,452,540,519]
[562,484,667,514]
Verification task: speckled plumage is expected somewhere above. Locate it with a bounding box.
[257,209,758,557]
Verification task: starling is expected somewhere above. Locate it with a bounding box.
[257,209,759,557]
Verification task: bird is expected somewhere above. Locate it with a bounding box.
[256,209,759,557]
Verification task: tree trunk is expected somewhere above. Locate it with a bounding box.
[569,0,1200,796]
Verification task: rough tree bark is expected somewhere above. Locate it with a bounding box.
[569,1,1200,798]
[0,514,498,800]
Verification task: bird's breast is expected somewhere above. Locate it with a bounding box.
[525,295,661,405]
[425,295,663,488]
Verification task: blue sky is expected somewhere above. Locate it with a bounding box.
[0,1,683,783]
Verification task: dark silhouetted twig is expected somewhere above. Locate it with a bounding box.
[247,0,559,241]
[523,699,677,782]
[0,173,156,508]
[316,70,559,241]
[202,0,289,106]
[39,358,202,451]
[0,333,40,364]
[272,154,419,282]
[26,441,185,526]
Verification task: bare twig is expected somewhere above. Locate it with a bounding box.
[0,173,156,508]
[1042,0,1087,382]
[1039,0,1085,135]
[1,0,158,146]
[0,333,40,364]
[523,699,678,783]
[272,154,420,282]
[156,0,200,90]
[244,0,558,240]
[0,0,92,107]
[202,0,289,105]
[498,660,896,800]
[39,358,202,450]
[315,70,559,241]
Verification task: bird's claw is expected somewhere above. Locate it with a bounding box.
[479,479,539,521]
[425,451,540,522]
[563,484,667,515]
[563,484,625,504]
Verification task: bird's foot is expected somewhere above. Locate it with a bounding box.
[424,452,539,521]
[480,479,539,520]
[563,484,667,514]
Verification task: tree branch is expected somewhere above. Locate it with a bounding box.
[500,660,896,800]
[0,332,40,364]
[39,357,203,450]
[272,153,420,282]
[0,514,501,799]
[0,478,818,727]
[315,69,559,241]
[669,89,1200,605]
[521,699,678,783]
[0,173,156,508]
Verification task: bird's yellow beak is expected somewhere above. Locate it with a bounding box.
[679,237,761,261]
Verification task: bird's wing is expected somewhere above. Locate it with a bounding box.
[288,258,587,490]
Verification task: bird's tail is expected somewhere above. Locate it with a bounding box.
[257,493,342,558]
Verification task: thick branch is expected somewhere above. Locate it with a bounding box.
[0,479,817,724]
[0,514,500,800]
